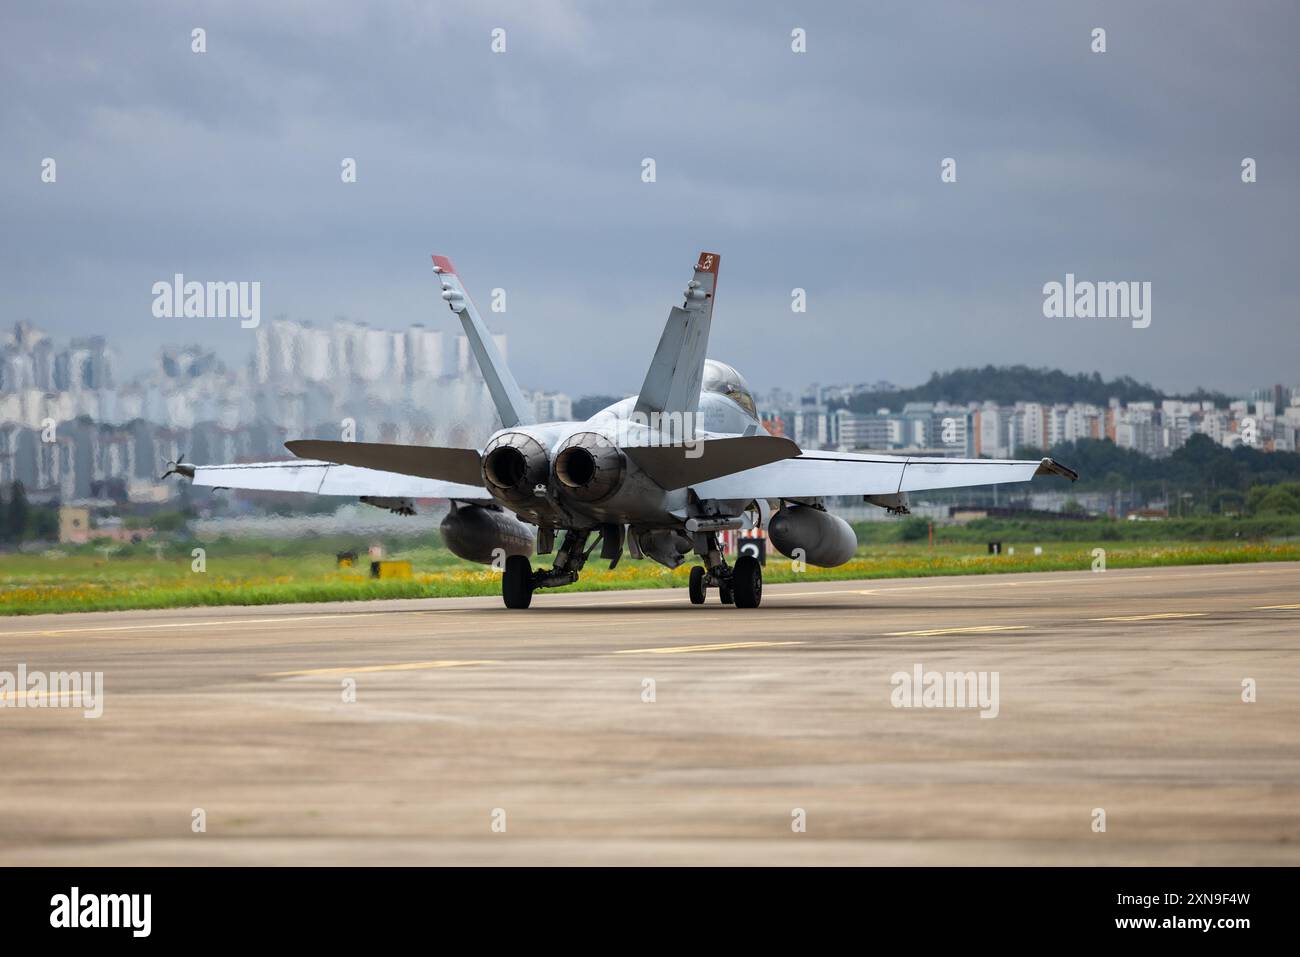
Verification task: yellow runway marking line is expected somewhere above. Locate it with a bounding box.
[406,615,730,634]
[763,566,1300,600]
[614,640,804,655]
[730,578,1135,601]
[884,625,1028,637]
[552,594,697,606]
[264,660,496,678]
[1255,603,1300,610]
[0,611,406,640]
[550,578,1111,605]
[762,576,1156,600]
[1088,612,1206,622]
[757,588,880,599]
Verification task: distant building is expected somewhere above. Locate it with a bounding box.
[791,406,831,450]
[58,505,91,544]
[528,391,573,422]
[831,409,896,450]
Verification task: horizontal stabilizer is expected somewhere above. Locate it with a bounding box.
[626,435,800,491]
[285,440,482,486]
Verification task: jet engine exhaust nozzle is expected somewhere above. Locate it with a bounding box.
[481,431,550,505]
[554,432,626,504]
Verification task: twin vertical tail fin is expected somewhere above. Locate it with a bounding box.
[433,251,721,431]
[432,255,534,428]
[633,252,720,421]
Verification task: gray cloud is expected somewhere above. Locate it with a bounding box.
[2,0,1297,395]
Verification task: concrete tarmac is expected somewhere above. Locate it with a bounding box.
[1,562,1298,865]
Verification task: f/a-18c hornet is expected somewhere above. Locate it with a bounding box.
[167,252,1077,608]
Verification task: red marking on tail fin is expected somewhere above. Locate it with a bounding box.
[431,255,457,275]
[695,251,720,274]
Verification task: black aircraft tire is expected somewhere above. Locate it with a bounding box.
[719,580,734,605]
[503,555,533,609]
[732,555,762,608]
[688,566,707,605]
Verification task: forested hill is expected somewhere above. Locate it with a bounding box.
[838,366,1232,412]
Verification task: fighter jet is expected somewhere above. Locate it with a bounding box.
[167,252,1077,608]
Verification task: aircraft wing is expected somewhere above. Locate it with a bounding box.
[689,450,1077,500]
[175,459,490,500]
[625,435,800,490]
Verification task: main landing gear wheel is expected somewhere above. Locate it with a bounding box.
[688,566,707,605]
[502,554,533,609]
[732,555,762,608]
[718,580,735,605]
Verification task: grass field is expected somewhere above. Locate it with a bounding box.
[3,535,1298,616]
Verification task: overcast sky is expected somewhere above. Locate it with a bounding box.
[3,0,1297,396]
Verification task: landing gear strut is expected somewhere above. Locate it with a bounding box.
[500,529,599,608]
[687,533,762,608]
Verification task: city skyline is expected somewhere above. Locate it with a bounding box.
[3,305,1292,404]
[4,317,1295,511]
[5,316,1295,417]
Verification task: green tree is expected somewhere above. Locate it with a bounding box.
[1247,483,1300,516]
[29,506,58,541]
[838,366,1230,412]
[897,516,930,541]
[3,481,30,542]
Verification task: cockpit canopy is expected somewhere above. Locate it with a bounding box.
[702,359,757,417]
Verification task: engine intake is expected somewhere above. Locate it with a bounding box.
[481,431,550,505]
[553,432,625,504]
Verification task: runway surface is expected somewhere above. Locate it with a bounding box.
[1,561,1298,865]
